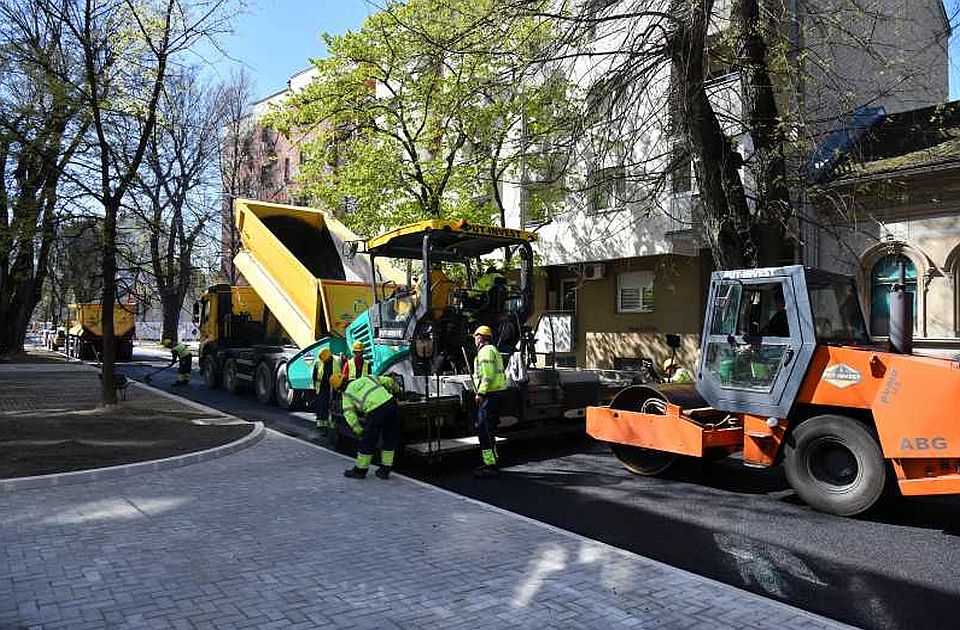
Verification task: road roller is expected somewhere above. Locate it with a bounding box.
[587,265,960,516]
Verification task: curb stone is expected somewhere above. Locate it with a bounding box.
[0,374,263,493]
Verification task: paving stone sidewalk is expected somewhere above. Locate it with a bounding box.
[0,425,853,630]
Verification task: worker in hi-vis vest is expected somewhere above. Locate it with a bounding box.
[332,372,402,479]
[471,325,507,477]
[164,339,192,386]
[341,340,370,379]
[312,347,339,432]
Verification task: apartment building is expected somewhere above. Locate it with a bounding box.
[513,0,950,369]
[220,67,318,282]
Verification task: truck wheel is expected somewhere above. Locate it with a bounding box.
[254,361,276,405]
[783,415,886,516]
[608,385,678,476]
[275,363,296,409]
[222,357,243,395]
[203,356,221,389]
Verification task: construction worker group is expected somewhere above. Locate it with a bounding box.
[314,326,508,480]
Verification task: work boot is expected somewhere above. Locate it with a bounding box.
[343,467,368,479]
[375,466,391,480]
[473,464,499,478]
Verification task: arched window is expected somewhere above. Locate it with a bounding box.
[870,253,917,336]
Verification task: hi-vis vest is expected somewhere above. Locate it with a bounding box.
[345,357,370,379]
[173,342,191,359]
[313,354,341,394]
[473,343,506,394]
[342,375,397,434]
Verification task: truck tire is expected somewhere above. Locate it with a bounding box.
[783,414,886,516]
[222,357,244,395]
[275,363,301,410]
[254,361,275,405]
[202,356,221,389]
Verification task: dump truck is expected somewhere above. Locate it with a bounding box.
[281,218,601,459]
[196,199,401,407]
[586,265,960,516]
[66,302,136,361]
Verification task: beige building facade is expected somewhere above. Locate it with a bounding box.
[812,101,960,357]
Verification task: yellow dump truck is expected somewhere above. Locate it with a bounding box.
[196,199,401,407]
[67,303,136,361]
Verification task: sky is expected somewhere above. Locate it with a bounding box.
[208,0,376,97]
[214,0,960,103]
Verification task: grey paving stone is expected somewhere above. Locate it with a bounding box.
[0,384,852,630]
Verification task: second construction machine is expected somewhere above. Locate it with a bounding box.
[587,265,960,516]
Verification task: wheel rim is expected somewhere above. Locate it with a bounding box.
[256,366,268,399]
[204,360,215,385]
[276,365,291,403]
[224,361,236,390]
[807,437,860,490]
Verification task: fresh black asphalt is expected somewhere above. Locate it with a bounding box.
[119,348,960,630]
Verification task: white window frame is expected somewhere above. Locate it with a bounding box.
[617,271,654,313]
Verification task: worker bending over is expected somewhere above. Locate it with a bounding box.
[342,340,370,379]
[332,372,402,480]
[164,339,192,386]
[472,325,507,477]
[312,348,338,433]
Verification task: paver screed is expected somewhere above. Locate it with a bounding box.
[0,431,854,629]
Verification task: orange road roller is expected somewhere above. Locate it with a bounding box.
[587,265,960,516]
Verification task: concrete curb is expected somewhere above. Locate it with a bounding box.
[0,376,265,493]
[0,422,264,493]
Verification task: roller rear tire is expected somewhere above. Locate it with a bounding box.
[784,415,886,516]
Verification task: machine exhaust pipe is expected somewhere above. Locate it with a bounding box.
[887,263,913,355]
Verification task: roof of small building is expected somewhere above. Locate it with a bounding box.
[831,100,960,180]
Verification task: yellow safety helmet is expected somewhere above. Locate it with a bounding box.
[474,325,494,338]
[662,358,679,372]
[161,339,172,348]
[352,341,364,352]
[318,347,332,362]
[329,373,344,390]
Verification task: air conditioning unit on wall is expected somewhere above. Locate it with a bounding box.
[582,263,605,280]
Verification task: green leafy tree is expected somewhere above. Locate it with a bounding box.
[271,0,575,236]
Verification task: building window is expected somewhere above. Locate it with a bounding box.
[283,157,290,183]
[870,253,917,336]
[618,271,654,313]
[560,279,577,313]
[588,166,626,213]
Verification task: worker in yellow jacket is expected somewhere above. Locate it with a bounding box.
[331,372,402,480]
[164,339,192,386]
[472,325,507,477]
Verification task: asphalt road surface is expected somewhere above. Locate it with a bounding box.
[114,346,960,630]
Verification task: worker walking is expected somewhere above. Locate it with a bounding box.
[312,347,338,433]
[342,340,370,379]
[332,373,402,479]
[472,325,507,477]
[165,340,192,386]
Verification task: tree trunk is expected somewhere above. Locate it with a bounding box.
[100,198,118,406]
[161,288,181,343]
[738,0,792,267]
[670,0,754,270]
